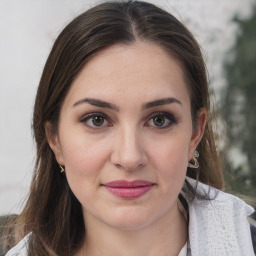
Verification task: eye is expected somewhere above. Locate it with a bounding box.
[80,113,111,129]
[152,115,166,127]
[146,112,177,128]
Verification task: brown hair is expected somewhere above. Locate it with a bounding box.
[7,1,224,255]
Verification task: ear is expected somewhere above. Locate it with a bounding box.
[44,121,65,166]
[188,108,207,160]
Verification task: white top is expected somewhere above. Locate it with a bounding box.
[6,178,255,256]
[178,242,188,256]
[5,232,30,256]
[185,177,254,256]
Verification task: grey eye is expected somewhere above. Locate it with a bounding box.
[153,116,165,126]
[80,113,110,129]
[146,112,177,129]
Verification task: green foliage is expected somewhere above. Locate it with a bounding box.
[223,6,256,200]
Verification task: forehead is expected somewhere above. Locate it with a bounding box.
[64,41,190,107]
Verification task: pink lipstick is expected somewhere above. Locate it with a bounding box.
[102,180,155,199]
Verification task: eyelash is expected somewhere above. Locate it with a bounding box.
[79,112,177,130]
[145,112,177,129]
[79,112,111,130]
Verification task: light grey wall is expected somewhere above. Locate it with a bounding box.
[0,0,254,215]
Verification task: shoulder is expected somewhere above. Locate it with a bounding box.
[185,177,255,256]
[5,233,31,256]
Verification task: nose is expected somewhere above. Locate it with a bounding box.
[110,127,148,171]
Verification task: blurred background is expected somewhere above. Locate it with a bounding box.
[0,0,255,215]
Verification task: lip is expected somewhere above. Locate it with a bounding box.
[102,180,155,199]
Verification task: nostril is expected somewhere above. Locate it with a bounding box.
[113,161,147,172]
[115,163,123,169]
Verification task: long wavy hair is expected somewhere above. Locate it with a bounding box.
[6,1,224,255]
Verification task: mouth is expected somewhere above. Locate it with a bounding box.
[102,180,155,199]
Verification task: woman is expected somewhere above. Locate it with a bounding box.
[4,1,255,255]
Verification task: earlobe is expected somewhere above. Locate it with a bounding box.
[188,108,207,160]
[44,121,65,165]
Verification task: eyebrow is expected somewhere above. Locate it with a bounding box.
[73,98,120,111]
[143,97,182,109]
[73,97,182,111]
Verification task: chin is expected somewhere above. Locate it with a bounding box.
[102,206,158,231]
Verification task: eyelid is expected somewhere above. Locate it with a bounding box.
[79,112,112,129]
[145,111,177,128]
[79,112,107,121]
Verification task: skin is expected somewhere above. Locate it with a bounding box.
[46,41,206,256]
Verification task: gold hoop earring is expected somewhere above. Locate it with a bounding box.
[59,165,65,173]
[188,151,199,168]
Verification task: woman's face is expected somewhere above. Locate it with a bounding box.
[47,41,206,231]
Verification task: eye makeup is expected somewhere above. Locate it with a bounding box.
[145,111,178,129]
[79,112,112,130]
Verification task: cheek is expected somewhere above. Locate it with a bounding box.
[158,145,188,176]
[60,135,111,205]
[152,129,191,162]
[59,132,109,179]
[150,133,190,186]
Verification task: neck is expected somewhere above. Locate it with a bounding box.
[79,200,188,256]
